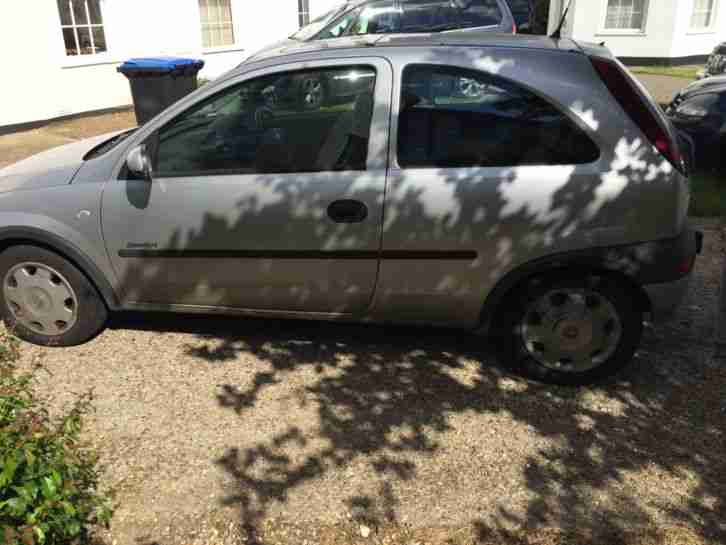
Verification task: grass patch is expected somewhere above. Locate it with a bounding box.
[630,65,701,79]
[690,173,725,217]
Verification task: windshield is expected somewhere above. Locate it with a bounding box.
[290,2,349,41]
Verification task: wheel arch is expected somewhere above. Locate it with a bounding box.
[479,256,653,334]
[0,227,120,310]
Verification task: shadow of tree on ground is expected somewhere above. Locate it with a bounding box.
[111,297,726,544]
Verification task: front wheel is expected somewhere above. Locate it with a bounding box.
[495,273,643,385]
[0,246,108,346]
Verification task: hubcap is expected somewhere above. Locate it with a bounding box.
[3,262,78,335]
[520,288,622,373]
[302,78,323,109]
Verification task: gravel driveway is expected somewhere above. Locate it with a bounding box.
[12,223,725,545]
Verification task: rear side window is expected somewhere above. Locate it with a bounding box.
[397,65,600,168]
[400,0,503,32]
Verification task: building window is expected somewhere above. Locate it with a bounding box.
[299,0,311,27]
[199,0,235,48]
[691,0,716,28]
[604,0,647,30]
[56,0,107,56]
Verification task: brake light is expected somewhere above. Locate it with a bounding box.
[589,56,685,174]
[677,254,696,275]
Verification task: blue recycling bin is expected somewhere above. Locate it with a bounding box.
[118,57,205,125]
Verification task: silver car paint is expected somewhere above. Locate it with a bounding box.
[0,35,690,327]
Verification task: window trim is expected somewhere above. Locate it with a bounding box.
[149,64,381,179]
[688,0,719,32]
[393,63,601,171]
[597,0,649,35]
[57,0,108,58]
[199,0,237,51]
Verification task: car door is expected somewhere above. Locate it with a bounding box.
[101,58,392,313]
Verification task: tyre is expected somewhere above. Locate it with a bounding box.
[299,75,326,110]
[0,245,108,346]
[495,272,643,386]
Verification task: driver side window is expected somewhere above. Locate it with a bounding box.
[155,65,377,177]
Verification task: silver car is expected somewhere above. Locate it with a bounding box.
[288,0,517,42]
[0,33,699,385]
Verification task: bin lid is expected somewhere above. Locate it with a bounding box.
[118,57,204,76]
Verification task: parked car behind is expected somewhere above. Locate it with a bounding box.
[697,41,726,79]
[504,0,534,31]
[667,75,726,172]
[279,0,516,45]
[248,0,516,111]
[0,33,699,385]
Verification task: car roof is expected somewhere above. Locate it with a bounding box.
[243,32,578,68]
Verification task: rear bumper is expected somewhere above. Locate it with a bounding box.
[643,274,693,322]
[641,229,702,323]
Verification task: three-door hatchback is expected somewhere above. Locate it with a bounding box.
[0,33,700,384]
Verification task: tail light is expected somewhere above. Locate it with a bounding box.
[512,21,518,34]
[589,56,685,174]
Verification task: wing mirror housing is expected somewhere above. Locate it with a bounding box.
[126,145,153,181]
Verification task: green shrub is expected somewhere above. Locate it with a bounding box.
[0,331,112,544]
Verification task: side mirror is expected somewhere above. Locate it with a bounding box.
[126,145,152,181]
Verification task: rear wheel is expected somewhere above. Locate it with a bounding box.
[0,246,108,346]
[495,273,643,385]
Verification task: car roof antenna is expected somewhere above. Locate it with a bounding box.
[550,0,573,40]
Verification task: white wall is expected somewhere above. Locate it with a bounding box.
[670,0,726,58]
[553,0,724,61]
[0,0,306,128]
[560,0,680,60]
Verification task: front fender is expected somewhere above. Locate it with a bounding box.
[0,218,120,310]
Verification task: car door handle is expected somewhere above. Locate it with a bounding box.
[327,199,368,223]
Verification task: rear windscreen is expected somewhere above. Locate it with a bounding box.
[400,0,503,32]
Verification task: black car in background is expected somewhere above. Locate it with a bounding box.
[667,76,726,172]
[698,42,726,79]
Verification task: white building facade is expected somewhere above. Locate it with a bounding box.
[0,0,341,130]
[548,0,725,64]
